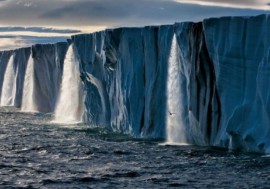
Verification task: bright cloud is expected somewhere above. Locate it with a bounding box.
[174,0,270,10]
[0,37,26,50]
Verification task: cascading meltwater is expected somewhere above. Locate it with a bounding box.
[0,15,269,152]
[0,54,17,106]
[21,54,37,112]
[166,34,187,144]
[53,44,84,123]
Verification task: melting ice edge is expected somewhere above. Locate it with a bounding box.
[0,14,269,153]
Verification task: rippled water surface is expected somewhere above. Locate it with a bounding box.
[0,107,270,188]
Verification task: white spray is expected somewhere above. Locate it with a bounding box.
[54,45,84,123]
[21,54,37,112]
[166,34,187,144]
[1,55,17,106]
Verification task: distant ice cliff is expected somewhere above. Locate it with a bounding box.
[0,14,270,153]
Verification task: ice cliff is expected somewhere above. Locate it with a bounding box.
[1,14,270,153]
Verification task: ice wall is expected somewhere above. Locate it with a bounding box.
[174,22,221,147]
[203,15,270,152]
[0,42,68,111]
[72,26,173,137]
[0,48,30,107]
[0,14,270,153]
[30,42,68,112]
[13,48,31,107]
[72,32,110,127]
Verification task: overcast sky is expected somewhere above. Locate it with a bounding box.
[0,0,269,50]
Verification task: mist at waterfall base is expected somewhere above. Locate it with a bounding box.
[0,107,270,188]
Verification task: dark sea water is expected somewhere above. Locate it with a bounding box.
[0,107,270,188]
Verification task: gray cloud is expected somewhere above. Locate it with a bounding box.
[0,0,269,50]
[179,0,269,6]
[0,0,268,28]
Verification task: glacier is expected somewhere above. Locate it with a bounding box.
[0,14,270,153]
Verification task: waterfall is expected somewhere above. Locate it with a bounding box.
[53,45,84,123]
[21,54,37,112]
[1,55,17,106]
[166,34,187,144]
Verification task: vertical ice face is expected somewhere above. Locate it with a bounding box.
[166,34,187,144]
[21,54,37,112]
[0,15,269,152]
[29,43,68,113]
[0,54,17,106]
[54,45,84,123]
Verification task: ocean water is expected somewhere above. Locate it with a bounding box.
[0,107,270,188]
